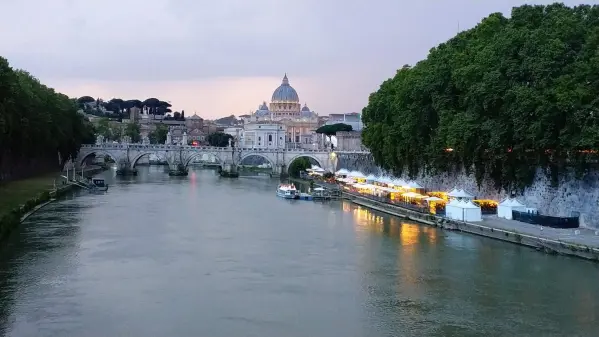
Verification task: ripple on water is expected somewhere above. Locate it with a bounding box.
[0,167,598,337]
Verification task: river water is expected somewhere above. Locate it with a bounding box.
[0,166,598,337]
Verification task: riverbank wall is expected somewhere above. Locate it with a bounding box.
[337,153,599,229]
[343,192,599,262]
[0,166,105,242]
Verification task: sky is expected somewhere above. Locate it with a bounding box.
[0,0,593,119]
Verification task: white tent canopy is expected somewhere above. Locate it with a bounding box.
[497,198,527,220]
[447,188,474,199]
[445,199,463,221]
[335,168,350,175]
[407,181,423,189]
[390,179,408,187]
[348,171,366,179]
[377,176,394,184]
[365,174,378,181]
[425,196,444,202]
[446,199,482,222]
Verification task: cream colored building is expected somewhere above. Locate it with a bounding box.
[240,121,286,149]
[245,74,320,149]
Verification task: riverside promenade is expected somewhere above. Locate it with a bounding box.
[344,192,599,261]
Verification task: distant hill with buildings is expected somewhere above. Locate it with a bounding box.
[213,115,240,126]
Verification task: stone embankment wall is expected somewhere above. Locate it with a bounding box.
[337,153,599,229]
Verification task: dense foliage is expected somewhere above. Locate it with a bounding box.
[206,132,234,147]
[124,123,141,143]
[315,123,353,136]
[149,123,169,144]
[288,157,311,178]
[0,57,95,182]
[362,3,599,192]
[78,96,180,120]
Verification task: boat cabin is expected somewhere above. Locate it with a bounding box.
[92,178,106,188]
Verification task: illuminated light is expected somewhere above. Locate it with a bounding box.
[445,148,454,152]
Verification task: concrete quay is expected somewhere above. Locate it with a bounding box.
[344,192,599,262]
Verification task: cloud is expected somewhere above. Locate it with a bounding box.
[0,0,590,117]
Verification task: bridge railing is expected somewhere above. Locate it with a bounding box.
[82,143,371,154]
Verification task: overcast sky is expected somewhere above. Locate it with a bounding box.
[0,0,593,118]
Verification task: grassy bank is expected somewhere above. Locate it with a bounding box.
[0,173,61,216]
[0,173,62,241]
[0,166,104,241]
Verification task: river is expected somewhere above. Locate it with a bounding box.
[0,166,597,337]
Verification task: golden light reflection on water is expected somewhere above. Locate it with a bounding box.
[343,201,434,295]
[343,200,438,247]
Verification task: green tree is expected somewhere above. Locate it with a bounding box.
[362,3,599,193]
[206,132,233,147]
[0,56,95,182]
[315,123,353,136]
[124,122,141,143]
[288,157,311,178]
[96,118,113,140]
[149,123,169,144]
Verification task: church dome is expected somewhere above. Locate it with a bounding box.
[271,74,299,103]
[259,101,269,111]
[300,103,312,118]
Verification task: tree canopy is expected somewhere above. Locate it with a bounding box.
[124,123,141,143]
[0,56,95,182]
[315,123,353,136]
[361,3,599,192]
[77,96,173,118]
[206,132,233,147]
[149,123,169,144]
[288,157,311,178]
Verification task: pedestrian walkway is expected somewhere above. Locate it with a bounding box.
[481,216,599,248]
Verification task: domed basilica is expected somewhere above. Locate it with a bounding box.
[240,74,321,150]
[253,74,316,119]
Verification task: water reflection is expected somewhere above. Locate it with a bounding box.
[344,201,599,336]
[0,170,597,336]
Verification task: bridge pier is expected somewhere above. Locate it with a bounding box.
[116,159,138,176]
[219,162,239,178]
[270,164,286,177]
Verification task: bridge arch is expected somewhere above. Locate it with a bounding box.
[130,151,169,168]
[184,152,223,168]
[286,154,326,172]
[79,150,120,167]
[239,153,275,170]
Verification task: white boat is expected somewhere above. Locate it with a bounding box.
[277,184,299,199]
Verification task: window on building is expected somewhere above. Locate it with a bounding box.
[258,136,261,141]
[268,135,272,142]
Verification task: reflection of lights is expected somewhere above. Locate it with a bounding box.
[347,202,440,245]
[189,172,197,191]
[421,226,437,244]
[400,223,420,247]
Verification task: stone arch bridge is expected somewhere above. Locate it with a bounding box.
[75,144,370,174]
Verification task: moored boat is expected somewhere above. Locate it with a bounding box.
[91,178,108,192]
[277,184,299,199]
